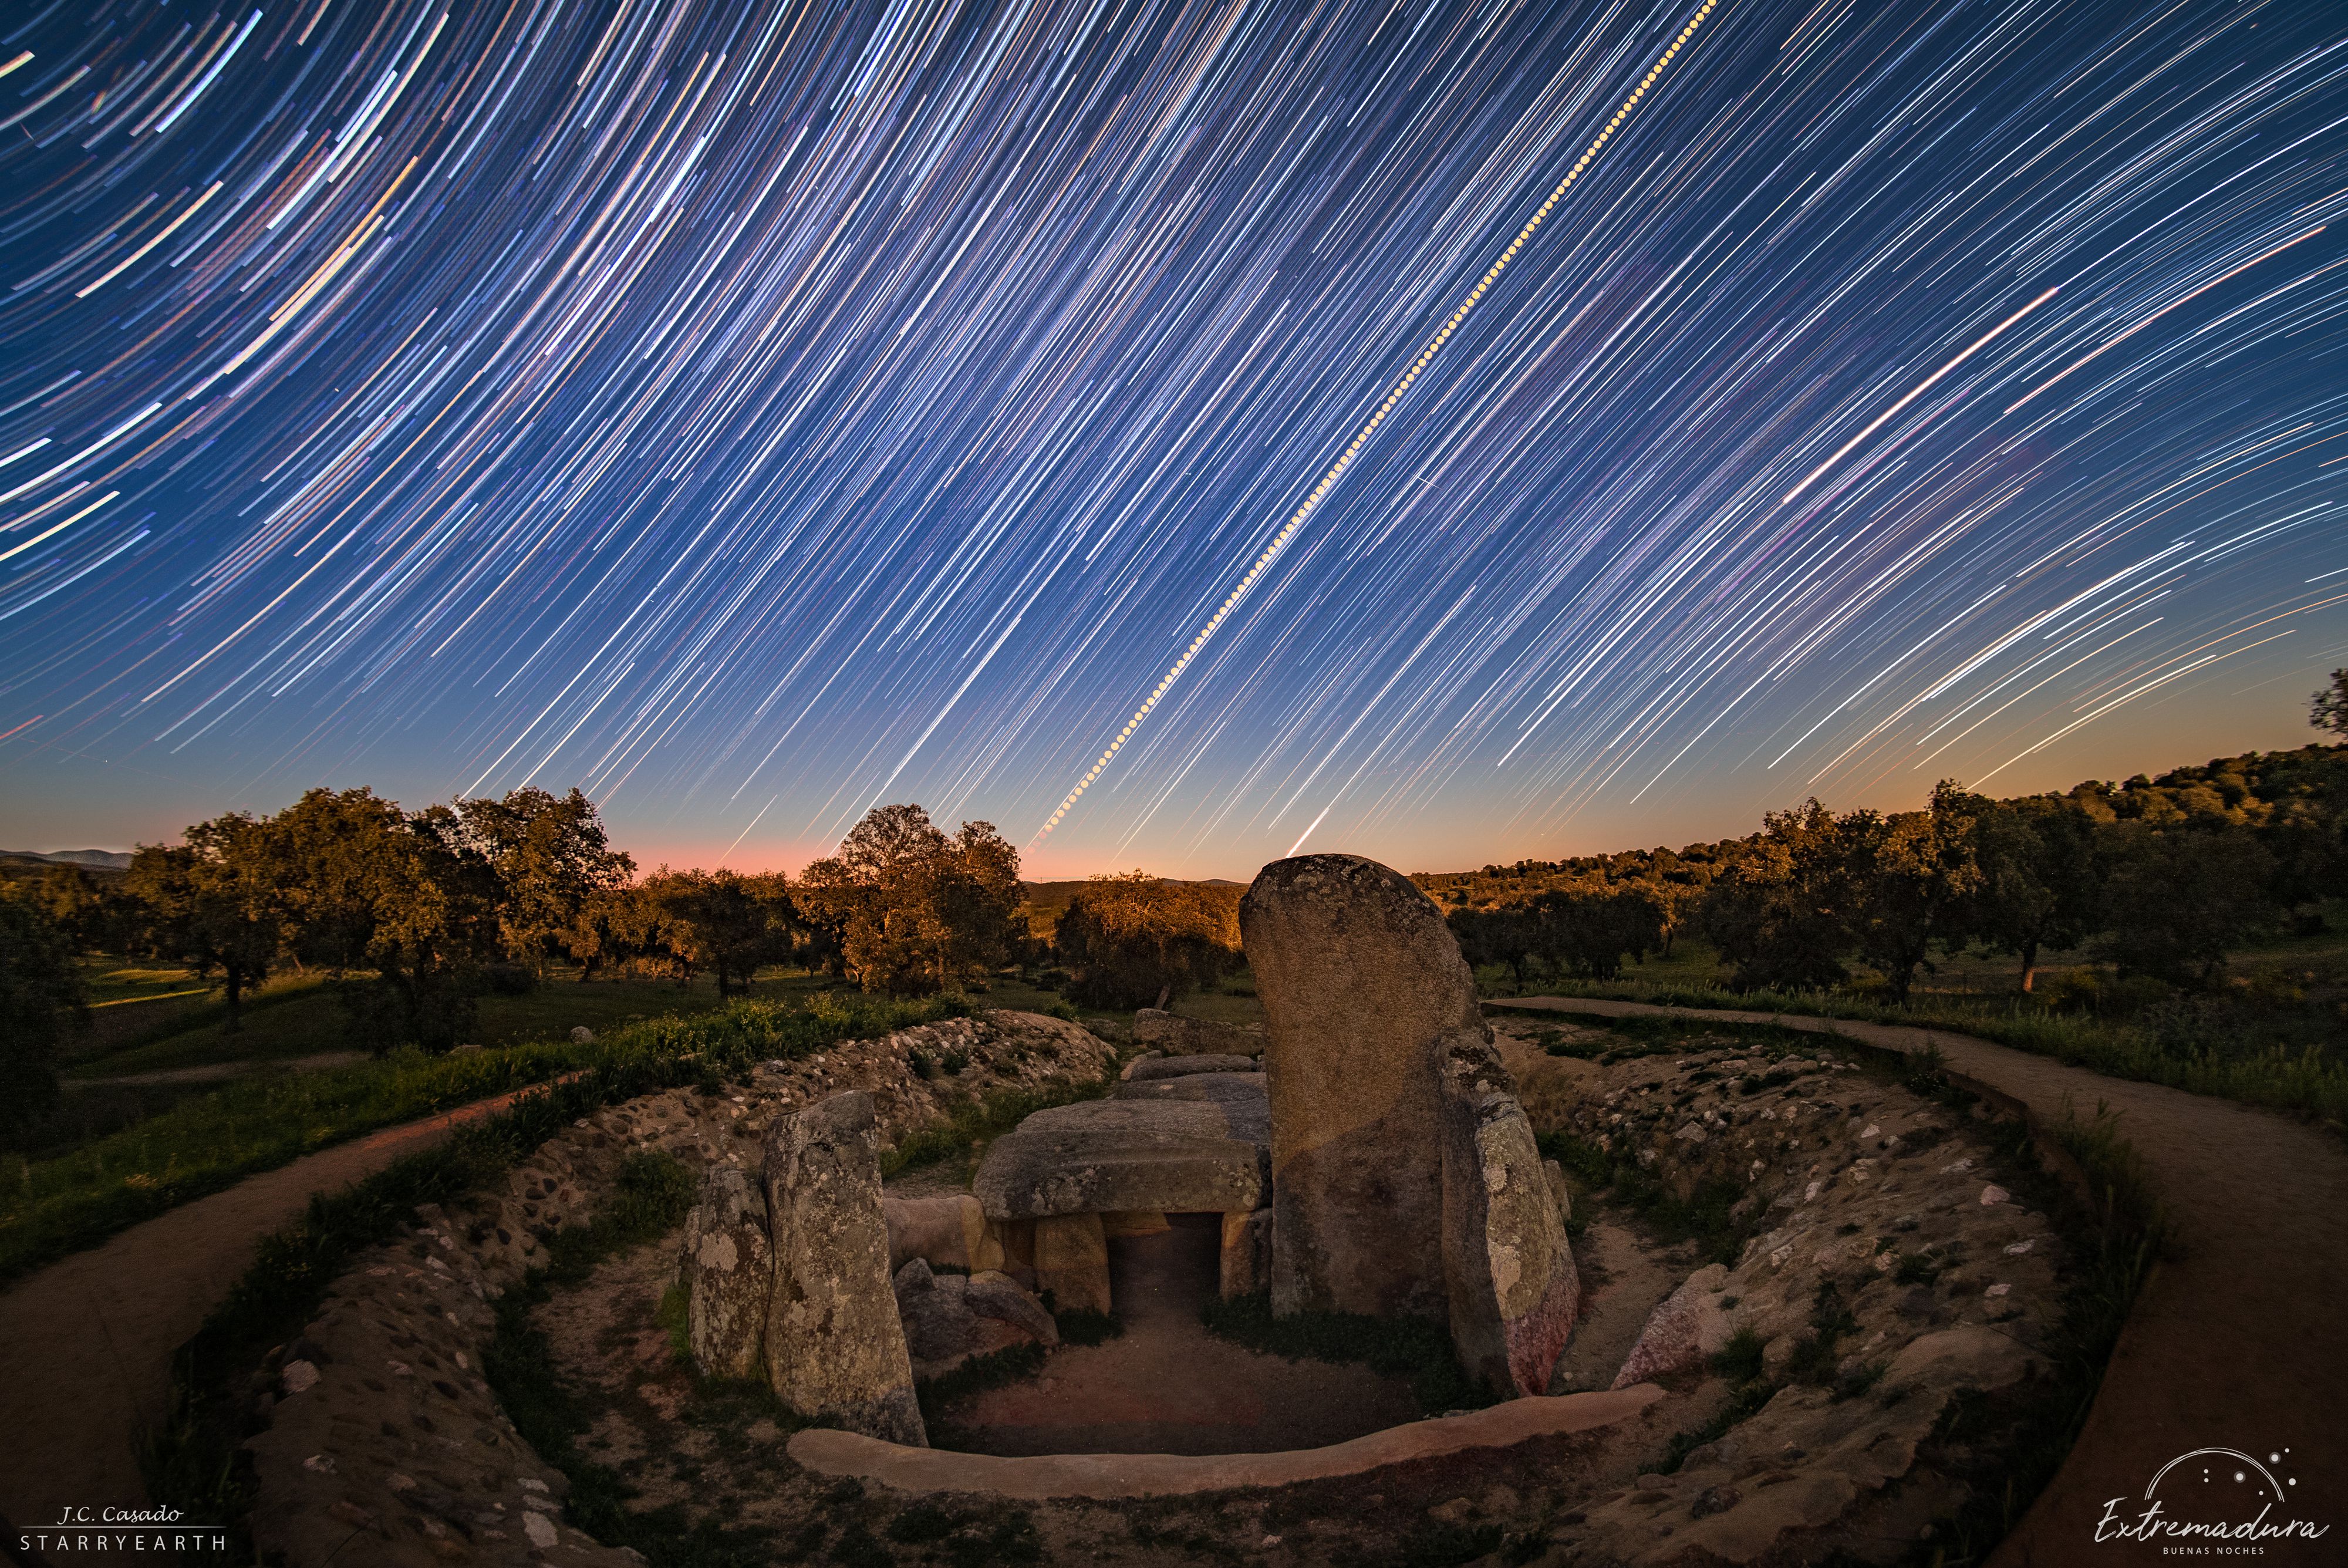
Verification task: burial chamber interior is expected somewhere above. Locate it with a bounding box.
[926,1213,1422,1456]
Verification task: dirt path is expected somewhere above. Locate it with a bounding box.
[1496,996,2348,1567]
[61,1050,369,1090]
[0,1083,557,1533]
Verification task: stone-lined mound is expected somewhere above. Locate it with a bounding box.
[241,1010,1116,1568]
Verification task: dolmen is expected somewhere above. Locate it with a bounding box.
[971,1061,1271,1313]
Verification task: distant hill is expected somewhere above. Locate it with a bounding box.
[1,848,131,869]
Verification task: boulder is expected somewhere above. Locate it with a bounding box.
[1033,1212,1112,1314]
[891,1259,1058,1377]
[883,1193,1001,1274]
[973,1098,1267,1220]
[680,1167,772,1380]
[1240,854,1487,1319]
[762,1092,926,1445]
[1133,1009,1264,1057]
[1611,1263,1734,1389]
[1439,1048,1580,1398]
[1125,1053,1260,1081]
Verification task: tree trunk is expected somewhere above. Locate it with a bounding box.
[2018,942,2039,994]
[224,968,244,1033]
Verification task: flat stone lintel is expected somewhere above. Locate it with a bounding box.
[973,1100,1267,1220]
[787,1385,1664,1500]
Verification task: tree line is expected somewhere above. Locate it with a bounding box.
[1440,672,2348,1004]
[0,793,1040,1131]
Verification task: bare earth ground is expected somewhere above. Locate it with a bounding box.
[0,1083,557,1533]
[940,1215,1422,1454]
[59,1049,370,1090]
[1500,995,2348,1568]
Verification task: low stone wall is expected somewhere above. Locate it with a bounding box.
[787,1385,1665,1500]
[243,1011,1118,1568]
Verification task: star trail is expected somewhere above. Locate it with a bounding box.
[1,0,2343,874]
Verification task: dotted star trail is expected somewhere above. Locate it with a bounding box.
[0,0,2342,874]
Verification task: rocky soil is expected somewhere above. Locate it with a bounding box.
[238,1006,2096,1568]
[1495,1016,2077,1566]
[241,1010,1118,1567]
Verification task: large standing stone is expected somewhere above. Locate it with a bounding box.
[1240,854,1486,1318]
[679,1167,771,1381]
[1439,1043,1580,1398]
[1031,1212,1112,1314]
[762,1092,926,1446]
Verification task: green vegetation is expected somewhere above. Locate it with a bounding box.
[481,1152,806,1568]
[1050,871,1243,1009]
[1433,734,2348,1126]
[880,1071,1118,1181]
[139,989,977,1559]
[1199,1290,1493,1415]
[1504,971,2348,1126]
[1536,1122,1755,1267]
[62,968,753,1083]
[5,989,970,1286]
[1050,1303,1124,1345]
[914,1342,1050,1413]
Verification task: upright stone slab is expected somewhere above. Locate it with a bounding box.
[1240,854,1485,1318]
[761,1092,926,1446]
[1032,1212,1112,1314]
[1438,1041,1580,1398]
[680,1166,771,1381]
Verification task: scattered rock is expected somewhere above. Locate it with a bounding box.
[1691,1484,1740,1518]
[1133,1009,1264,1057]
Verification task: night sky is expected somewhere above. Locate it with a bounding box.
[1,0,2343,876]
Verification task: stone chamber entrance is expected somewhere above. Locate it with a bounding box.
[930,1213,1419,1455]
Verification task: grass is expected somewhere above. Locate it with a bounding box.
[1050,1302,1124,1345]
[139,988,980,1562]
[66,967,784,1080]
[1493,967,2348,1129]
[1,980,986,1287]
[880,1072,1119,1181]
[480,1152,809,1568]
[1199,1291,1494,1415]
[1536,1124,1755,1267]
[1897,1100,2168,1566]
